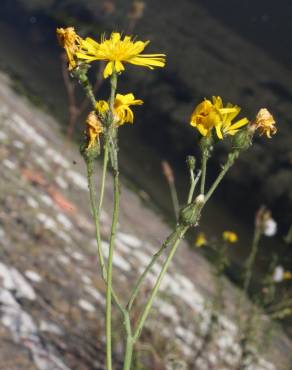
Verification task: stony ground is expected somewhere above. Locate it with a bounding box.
[0,71,291,370]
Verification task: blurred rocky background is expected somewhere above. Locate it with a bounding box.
[1,0,292,368]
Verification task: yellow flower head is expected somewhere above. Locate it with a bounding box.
[86,111,103,149]
[190,96,249,139]
[195,232,207,248]
[77,32,166,78]
[96,93,143,125]
[283,271,292,280]
[56,27,83,70]
[222,231,238,243]
[254,108,277,138]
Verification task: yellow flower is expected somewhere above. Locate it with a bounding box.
[96,93,143,125]
[190,96,248,139]
[195,232,207,248]
[86,111,103,149]
[283,271,292,280]
[77,32,166,78]
[56,27,83,70]
[222,231,238,243]
[254,108,277,138]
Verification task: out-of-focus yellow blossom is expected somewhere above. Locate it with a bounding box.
[56,27,83,70]
[96,93,143,125]
[77,32,166,78]
[190,96,248,139]
[222,231,238,243]
[283,271,292,280]
[254,108,277,138]
[86,111,103,149]
[195,232,207,247]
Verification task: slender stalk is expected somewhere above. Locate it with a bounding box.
[86,159,108,282]
[133,225,188,342]
[86,159,124,313]
[105,72,118,370]
[200,150,208,194]
[98,142,109,213]
[123,313,134,370]
[127,226,181,311]
[106,163,119,370]
[243,228,261,294]
[187,169,201,204]
[204,152,238,203]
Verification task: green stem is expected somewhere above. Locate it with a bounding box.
[79,73,96,109]
[86,159,124,313]
[204,151,238,203]
[243,228,261,294]
[86,159,108,282]
[133,225,188,342]
[105,72,118,370]
[98,142,109,213]
[187,170,201,204]
[127,226,181,311]
[200,150,208,194]
[123,313,134,370]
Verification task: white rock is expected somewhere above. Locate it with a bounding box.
[57,213,73,230]
[71,251,84,261]
[117,232,142,248]
[46,147,70,168]
[66,170,88,190]
[56,176,68,189]
[39,320,62,335]
[3,159,17,170]
[84,285,105,305]
[12,113,47,148]
[35,156,50,171]
[113,253,131,271]
[26,196,39,209]
[37,213,57,230]
[78,299,95,312]
[13,140,25,149]
[25,270,42,283]
[57,255,70,265]
[40,194,54,207]
[10,268,36,300]
[0,131,7,141]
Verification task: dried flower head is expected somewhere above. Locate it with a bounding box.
[162,161,174,184]
[86,111,103,149]
[255,206,277,237]
[254,108,277,138]
[56,27,83,70]
[77,32,166,78]
[128,1,145,20]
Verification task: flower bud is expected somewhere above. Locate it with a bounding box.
[186,155,196,172]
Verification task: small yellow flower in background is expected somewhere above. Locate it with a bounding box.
[195,232,207,248]
[222,231,238,243]
[86,111,103,149]
[190,96,248,139]
[96,93,143,125]
[77,32,166,78]
[283,271,292,280]
[254,108,277,138]
[56,27,83,70]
